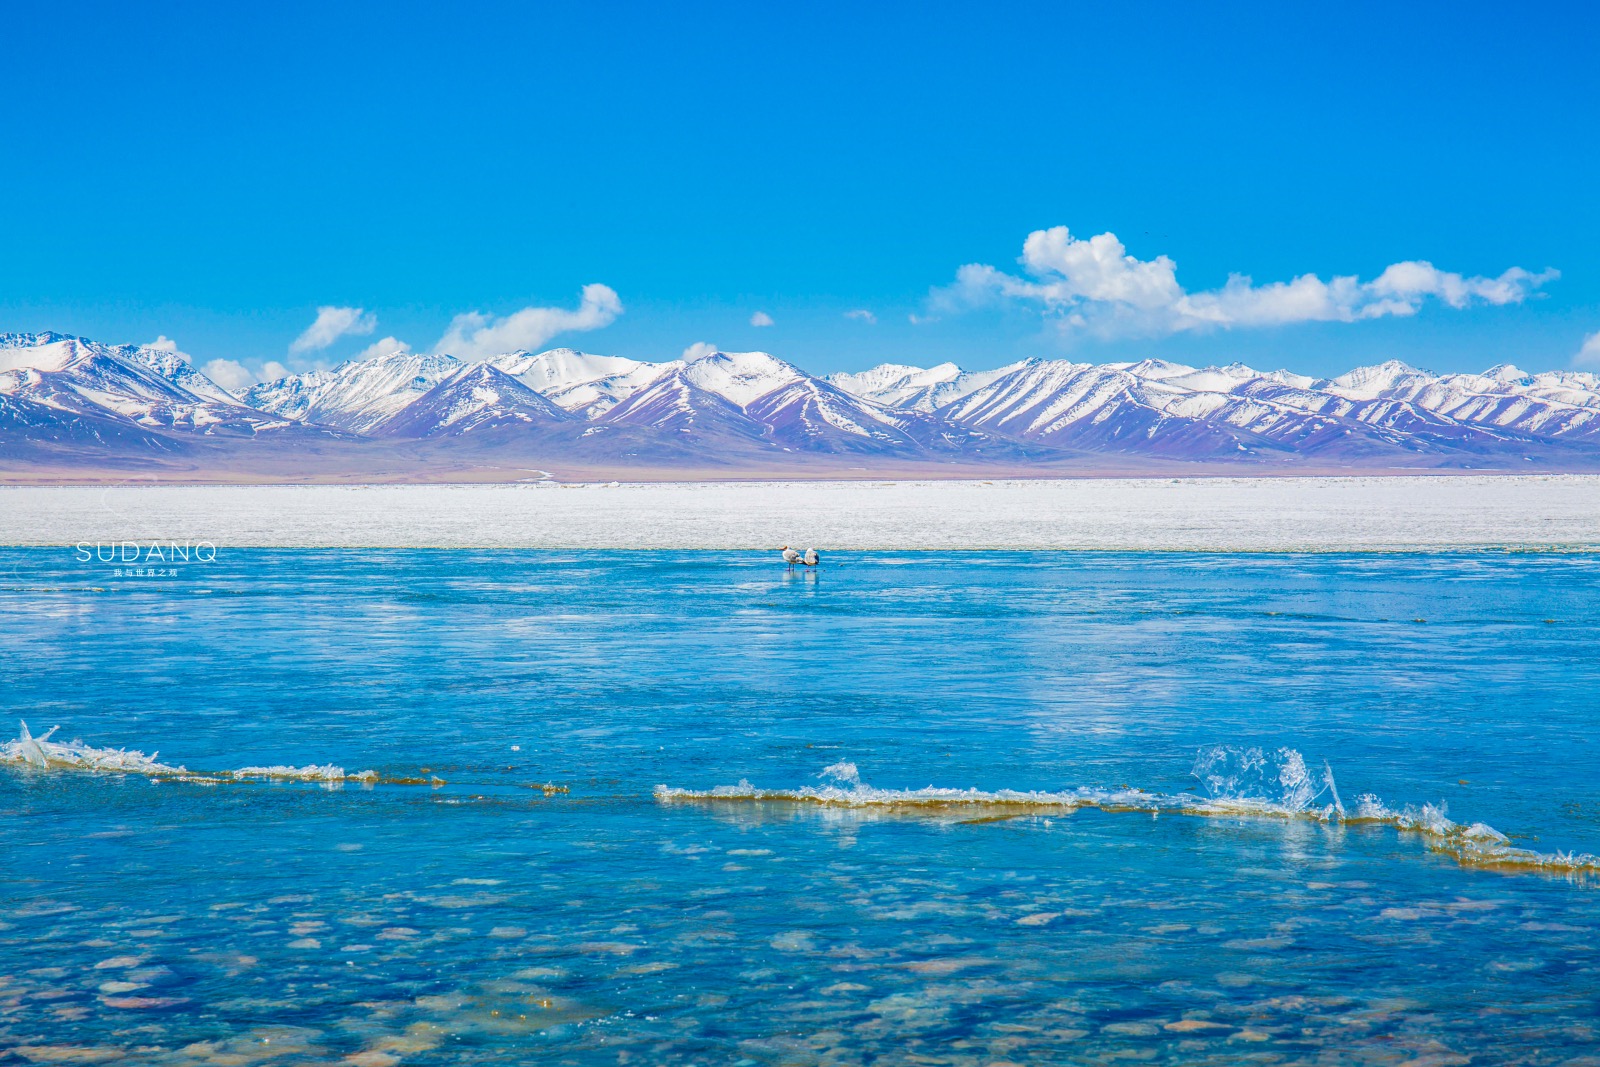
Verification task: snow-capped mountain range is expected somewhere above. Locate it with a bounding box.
[834,357,1600,459]
[5,329,1600,478]
[0,332,351,470]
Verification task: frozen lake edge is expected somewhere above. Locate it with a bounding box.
[1,475,1596,551]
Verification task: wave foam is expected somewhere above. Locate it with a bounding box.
[228,765,376,783]
[1347,794,1599,873]
[656,747,1600,876]
[1,721,185,775]
[0,722,379,785]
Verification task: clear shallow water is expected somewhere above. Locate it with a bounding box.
[1,548,1597,1065]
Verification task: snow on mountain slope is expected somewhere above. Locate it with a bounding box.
[928,359,1426,459]
[1324,360,1437,401]
[244,350,462,433]
[1369,366,1600,442]
[936,360,1090,432]
[745,376,924,453]
[122,345,241,404]
[678,349,804,407]
[688,350,910,444]
[828,353,1600,461]
[0,332,287,435]
[487,347,809,428]
[1,333,208,414]
[600,361,775,446]
[0,390,193,461]
[490,348,665,418]
[828,361,1027,412]
[601,348,984,455]
[600,350,812,446]
[12,328,1600,472]
[377,364,574,438]
[827,363,959,405]
[490,348,644,391]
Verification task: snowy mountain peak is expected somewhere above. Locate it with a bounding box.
[1118,358,1199,381]
[1326,360,1432,400]
[8,328,1600,473]
[491,348,650,391]
[489,347,663,418]
[377,363,572,438]
[0,332,295,438]
[0,332,205,396]
[1331,359,1427,384]
[0,330,78,351]
[123,343,241,404]
[679,349,804,407]
[245,351,463,432]
[1261,368,1323,389]
[827,362,962,397]
[832,359,1036,413]
[1482,363,1532,385]
[328,349,458,378]
[0,333,89,375]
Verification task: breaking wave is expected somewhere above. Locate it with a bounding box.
[656,746,1600,876]
[0,721,381,785]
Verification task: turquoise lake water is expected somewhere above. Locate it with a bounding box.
[1,548,1597,1065]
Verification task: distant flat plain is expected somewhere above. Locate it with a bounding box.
[0,475,1595,550]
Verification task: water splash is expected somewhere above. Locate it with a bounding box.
[0,722,379,784]
[818,761,861,788]
[2,720,186,775]
[657,747,1600,876]
[1191,744,1344,817]
[1347,794,1597,872]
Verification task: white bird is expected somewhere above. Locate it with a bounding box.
[803,547,820,567]
[781,545,801,568]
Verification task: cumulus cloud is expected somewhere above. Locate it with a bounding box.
[289,306,377,354]
[1576,331,1600,368]
[200,359,257,393]
[146,335,186,358]
[435,284,622,360]
[845,309,877,324]
[681,341,719,361]
[353,336,412,361]
[939,226,1558,337]
[259,361,292,382]
[749,311,775,327]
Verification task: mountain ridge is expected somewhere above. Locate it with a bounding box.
[5,330,1600,479]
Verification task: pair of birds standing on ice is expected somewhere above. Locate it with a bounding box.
[781,545,820,568]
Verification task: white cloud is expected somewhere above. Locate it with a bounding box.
[940,226,1558,337]
[289,306,377,354]
[681,341,719,362]
[1576,331,1600,367]
[200,359,257,393]
[1019,227,1183,308]
[749,311,775,327]
[435,284,623,360]
[353,336,412,361]
[146,335,186,358]
[259,361,292,382]
[845,309,877,324]
[144,336,209,367]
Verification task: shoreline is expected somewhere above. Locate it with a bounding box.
[1,475,1597,551]
[1,464,1586,487]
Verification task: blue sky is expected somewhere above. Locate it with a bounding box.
[2,1,1596,382]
